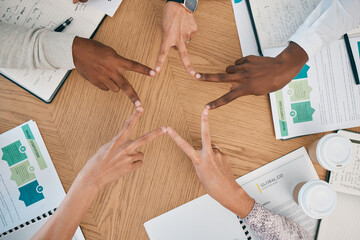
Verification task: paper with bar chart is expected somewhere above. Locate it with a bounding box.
[268,37,360,139]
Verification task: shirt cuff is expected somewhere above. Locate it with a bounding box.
[289,24,324,60]
[41,31,76,69]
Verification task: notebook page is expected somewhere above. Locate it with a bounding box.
[86,0,124,17]
[0,0,104,102]
[329,130,360,197]
[317,192,360,240]
[249,0,320,49]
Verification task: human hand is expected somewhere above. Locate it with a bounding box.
[72,37,155,106]
[198,42,308,109]
[167,107,254,218]
[73,0,87,3]
[77,107,166,191]
[155,2,198,77]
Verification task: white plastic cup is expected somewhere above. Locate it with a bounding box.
[307,133,353,171]
[293,180,336,219]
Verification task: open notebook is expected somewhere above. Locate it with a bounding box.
[0,120,84,239]
[0,0,105,103]
[144,147,319,240]
[317,130,360,239]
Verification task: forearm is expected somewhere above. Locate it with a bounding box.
[0,22,76,70]
[290,0,360,59]
[31,173,99,240]
[243,202,312,240]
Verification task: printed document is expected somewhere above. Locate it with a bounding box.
[268,37,360,139]
[144,147,319,240]
[0,120,84,239]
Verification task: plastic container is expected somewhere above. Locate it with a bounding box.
[307,133,353,171]
[293,180,336,219]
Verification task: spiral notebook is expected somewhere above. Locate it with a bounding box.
[144,147,319,240]
[0,120,84,239]
[0,0,106,103]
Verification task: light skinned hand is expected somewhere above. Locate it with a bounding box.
[155,2,199,77]
[78,107,166,190]
[72,37,156,106]
[198,42,308,109]
[167,108,255,218]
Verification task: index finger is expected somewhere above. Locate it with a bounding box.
[206,89,242,109]
[127,127,167,151]
[155,39,171,73]
[167,127,199,162]
[177,43,195,76]
[121,57,155,77]
[108,107,144,149]
[116,74,141,105]
[201,107,212,151]
[199,73,242,83]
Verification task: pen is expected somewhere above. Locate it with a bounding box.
[54,17,73,32]
[245,0,263,56]
[344,33,360,85]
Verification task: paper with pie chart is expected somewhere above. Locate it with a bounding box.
[267,37,360,139]
[0,120,65,233]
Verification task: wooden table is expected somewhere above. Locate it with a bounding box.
[1,0,359,239]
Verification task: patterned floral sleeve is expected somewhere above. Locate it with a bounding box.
[242,202,312,240]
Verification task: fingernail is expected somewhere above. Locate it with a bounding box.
[203,108,209,115]
[195,73,201,79]
[136,107,144,112]
[205,105,210,110]
[167,127,173,134]
[150,70,155,77]
[190,70,195,76]
[155,67,161,72]
[161,127,167,133]
[135,100,142,107]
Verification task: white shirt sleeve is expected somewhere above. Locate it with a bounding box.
[289,0,360,59]
[0,22,76,70]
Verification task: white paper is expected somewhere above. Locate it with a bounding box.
[248,0,320,49]
[86,0,123,17]
[268,37,360,139]
[329,130,360,196]
[144,147,319,240]
[0,0,105,102]
[317,192,360,240]
[231,0,259,57]
[0,121,84,240]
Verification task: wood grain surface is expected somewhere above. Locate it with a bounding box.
[1,0,359,239]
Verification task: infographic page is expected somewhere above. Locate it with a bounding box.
[267,37,360,139]
[0,121,65,233]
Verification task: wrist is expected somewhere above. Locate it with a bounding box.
[276,42,308,71]
[227,187,255,219]
[74,169,102,194]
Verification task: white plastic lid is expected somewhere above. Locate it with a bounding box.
[298,180,337,219]
[316,133,353,171]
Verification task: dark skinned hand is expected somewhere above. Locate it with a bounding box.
[198,42,309,109]
[72,37,155,106]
